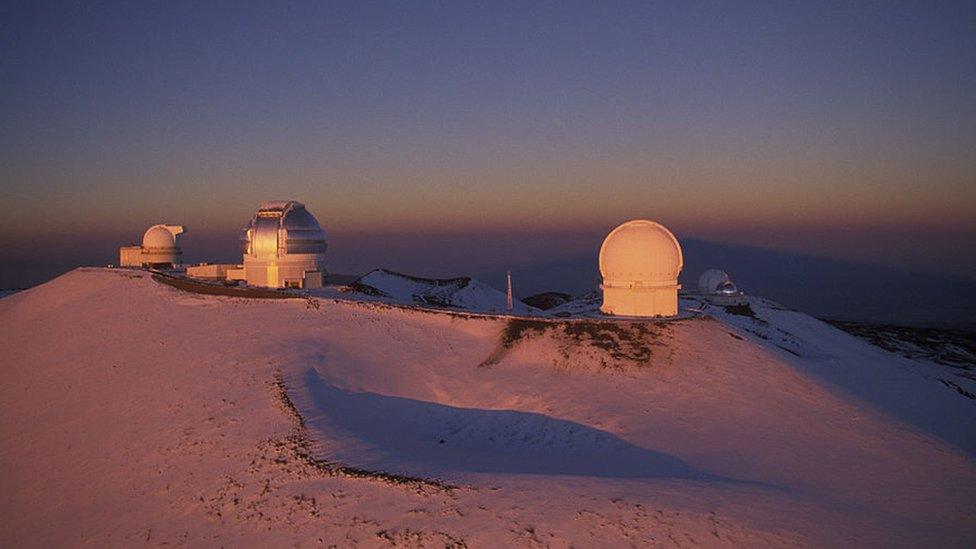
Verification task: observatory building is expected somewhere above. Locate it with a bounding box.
[235,201,327,289]
[119,225,186,268]
[599,219,683,317]
[698,268,747,305]
[698,269,734,295]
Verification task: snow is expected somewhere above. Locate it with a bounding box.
[687,294,976,455]
[1,268,974,546]
[348,268,536,315]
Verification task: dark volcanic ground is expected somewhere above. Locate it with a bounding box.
[825,319,976,399]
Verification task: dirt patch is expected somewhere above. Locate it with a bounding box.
[153,273,299,299]
[498,319,551,349]
[724,303,758,318]
[825,319,976,373]
[938,378,976,400]
[376,528,468,548]
[483,318,673,369]
[522,292,573,311]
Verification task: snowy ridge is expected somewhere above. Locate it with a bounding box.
[349,268,536,314]
[1,268,974,546]
[688,293,976,455]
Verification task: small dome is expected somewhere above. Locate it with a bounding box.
[142,225,184,250]
[698,269,731,294]
[599,220,683,288]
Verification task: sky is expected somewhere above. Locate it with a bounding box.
[1,1,975,304]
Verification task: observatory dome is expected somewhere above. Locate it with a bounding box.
[599,220,683,288]
[239,201,327,289]
[240,201,327,259]
[697,268,745,304]
[600,219,684,316]
[599,220,683,317]
[698,269,731,295]
[143,225,178,249]
[139,225,184,267]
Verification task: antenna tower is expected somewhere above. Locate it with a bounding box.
[506,270,514,312]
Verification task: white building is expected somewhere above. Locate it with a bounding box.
[235,201,327,289]
[185,263,236,280]
[119,225,185,268]
[599,219,683,317]
[698,269,731,294]
[697,268,747,305]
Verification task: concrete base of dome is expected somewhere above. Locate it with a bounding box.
[600,284,679,317]
[242,255,325,289]
[118,245,181,268]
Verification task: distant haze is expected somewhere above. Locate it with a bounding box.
[2,225,974,331]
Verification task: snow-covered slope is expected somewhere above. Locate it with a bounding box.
[685,294,976,453]
[348,268,535,314]
[1,268,974,547]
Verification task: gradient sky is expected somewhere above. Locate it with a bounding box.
[1,1,975,283]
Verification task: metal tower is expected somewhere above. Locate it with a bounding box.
[506,270,514,312]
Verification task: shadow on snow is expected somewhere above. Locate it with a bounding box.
[297,366,761,486]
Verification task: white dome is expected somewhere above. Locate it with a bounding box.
[698,269,731,294]
[139,224,185,267]
[599,220,683,288]
[142,225,184,250]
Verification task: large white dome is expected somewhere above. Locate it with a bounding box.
[142,225,182,250]
[139,224,185,267]
[599,220,683,317]
[599,219,683,288]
